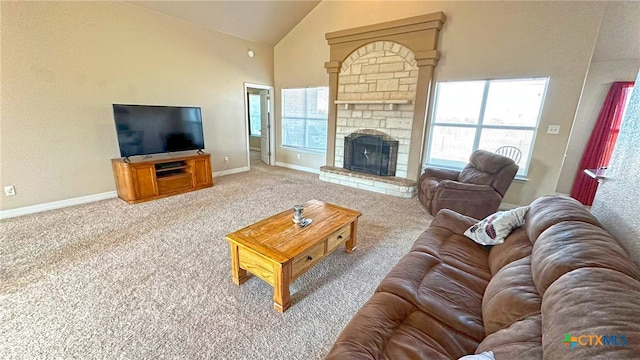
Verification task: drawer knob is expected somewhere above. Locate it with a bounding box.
[307,256,313,261]
[338,235,343,239]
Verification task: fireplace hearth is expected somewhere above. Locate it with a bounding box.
[344,132,398,176]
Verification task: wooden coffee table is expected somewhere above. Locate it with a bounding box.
[225,200,362,312]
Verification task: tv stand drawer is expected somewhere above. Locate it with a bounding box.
[157,174,193,194]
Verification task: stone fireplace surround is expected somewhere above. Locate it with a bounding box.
[319,13,445,197]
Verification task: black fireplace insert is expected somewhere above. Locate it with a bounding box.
[343,132,398,176]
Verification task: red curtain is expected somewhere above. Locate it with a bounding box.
[570,81,634,205]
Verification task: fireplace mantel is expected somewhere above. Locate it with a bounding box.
[334,99,412,110]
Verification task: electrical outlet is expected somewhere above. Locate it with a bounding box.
[224,156,229,163]
[547,125,560,135]
[296,153,301,160]
[4,185,16,196]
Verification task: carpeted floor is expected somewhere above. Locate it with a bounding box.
[0,161,433,359]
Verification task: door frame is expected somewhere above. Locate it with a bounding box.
[244,83,275,168]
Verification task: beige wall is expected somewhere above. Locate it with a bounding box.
[0,2,273,210]
[556,60,640,194]
[274,1,605,206]
[591,69,640,266]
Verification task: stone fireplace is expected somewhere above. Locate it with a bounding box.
[319,13,445,197]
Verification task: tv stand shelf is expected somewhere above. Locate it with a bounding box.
[112,153,213,204]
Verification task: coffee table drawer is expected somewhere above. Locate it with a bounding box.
[239,249,275,285]
[328,224,351,251]
[292,241,325,278]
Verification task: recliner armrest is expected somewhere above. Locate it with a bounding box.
[438,180,496,192]
[423,167,460,181]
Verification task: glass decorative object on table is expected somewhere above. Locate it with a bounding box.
[293,205,304,224]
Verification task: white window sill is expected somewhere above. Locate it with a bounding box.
[280,146,326,155]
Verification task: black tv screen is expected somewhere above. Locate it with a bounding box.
[113,104,205,158]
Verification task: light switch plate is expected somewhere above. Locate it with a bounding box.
[547,125,560,135]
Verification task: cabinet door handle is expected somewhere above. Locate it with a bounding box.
[306,256,313,261]
[338,235,343,239]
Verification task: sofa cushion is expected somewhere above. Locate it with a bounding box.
[377,245,490,342]
[487,227,532,275]
[325,292,481,360]
[531,221,640,296]
[542,268,640,358]
[475,314,542,359]
[482,256,541,336]
[525,195,601,244]
[410,227,491,281]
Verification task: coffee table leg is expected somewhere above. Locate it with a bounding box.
[345,220,358,253]
[230,244,248,285]
[273,262,291,312]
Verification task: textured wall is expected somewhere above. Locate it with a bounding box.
[591,69,640,266]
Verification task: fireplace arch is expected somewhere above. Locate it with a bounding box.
[324,12,446,181]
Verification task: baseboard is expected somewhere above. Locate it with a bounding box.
[275,162,320,174]
[213,166,250,177]
[0,191,118,220]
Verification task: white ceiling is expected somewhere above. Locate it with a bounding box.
[128,0,321,46]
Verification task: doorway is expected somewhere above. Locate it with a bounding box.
[244,83,275,168]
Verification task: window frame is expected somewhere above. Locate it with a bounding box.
[280,87,329,153]
[425,77,549,177]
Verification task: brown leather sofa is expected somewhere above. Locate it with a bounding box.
[418,150,518,220]
[326,195,640,359]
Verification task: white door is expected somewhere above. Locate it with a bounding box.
[259,89,270,165]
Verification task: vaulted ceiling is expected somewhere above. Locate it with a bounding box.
[128,1,321,46]
[128,1,638,62]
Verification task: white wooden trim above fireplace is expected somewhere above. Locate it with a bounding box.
[334,99,412,110]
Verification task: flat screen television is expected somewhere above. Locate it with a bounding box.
[112,104,205,158]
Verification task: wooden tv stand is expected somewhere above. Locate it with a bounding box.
[111,153,213,204]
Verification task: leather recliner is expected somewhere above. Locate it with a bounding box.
[418,150,518,220]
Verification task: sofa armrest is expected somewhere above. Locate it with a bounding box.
[423,167,460,181]
[431,209,479,236]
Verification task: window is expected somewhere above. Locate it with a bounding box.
[426,78,548,176]
[248,94,262,137]
[282,87,329,151]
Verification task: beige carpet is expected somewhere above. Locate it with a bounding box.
[0,162,432,359]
